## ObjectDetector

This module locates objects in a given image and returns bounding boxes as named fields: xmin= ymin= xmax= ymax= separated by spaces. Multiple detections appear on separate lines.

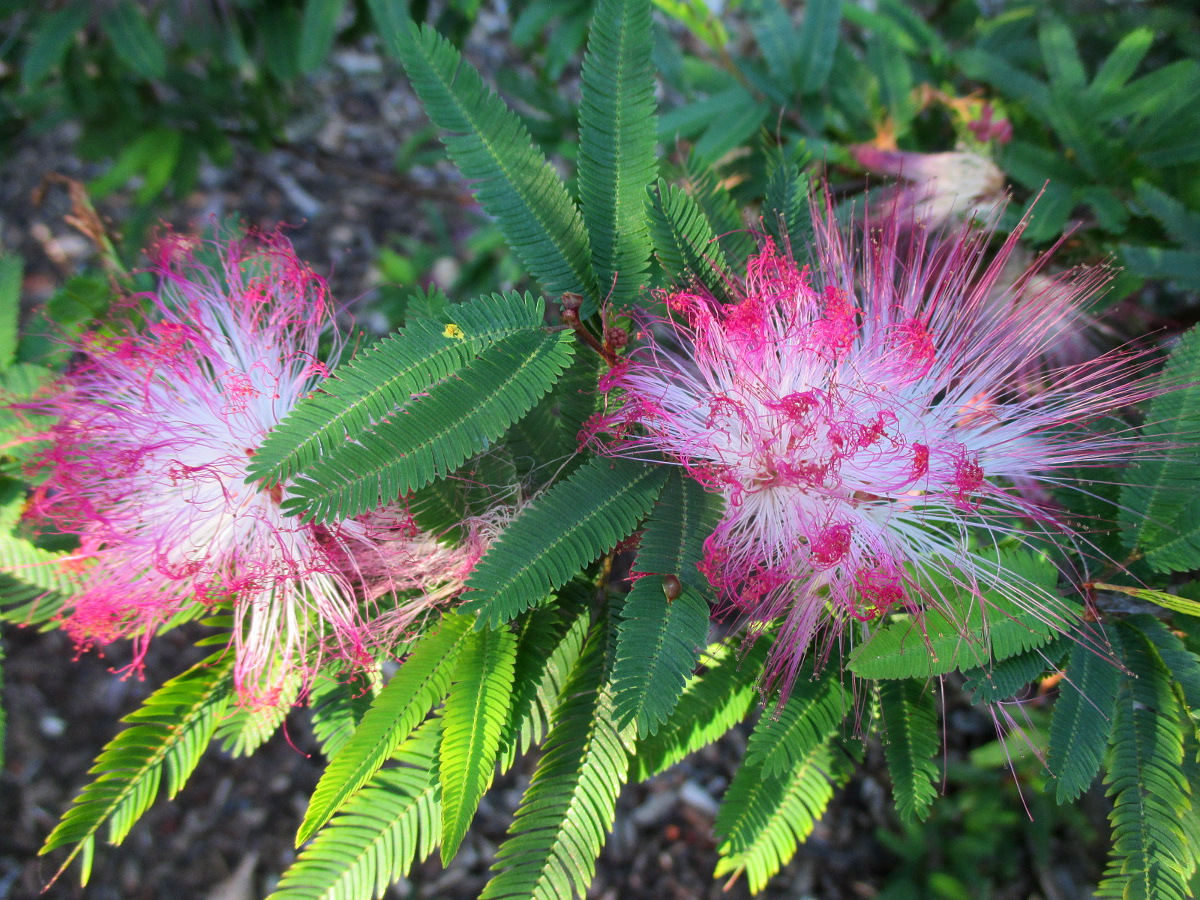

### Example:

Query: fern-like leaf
xmin=41 ymin=652 xmax=234 ymax=883
xmin=878 ymin=679 xmax=940 ymax=822
xmin=0 ymin=480 xmax=75 ymax=624
xmin=463 ymin=456 xmax=667 ymax=627
xmin=439 ymin=624 xmax=518 ymax=861
xmin=297 ymin=614 xmax=471 ymax=845
xmin=1047 ymin=630 xmax=1123 ymax=802
xmin=379 ymin=19 xmax=599 ymax=307
xmin=215 ymin=671 xmax=302 ymax=757
xmin=1096 ymin=622 xmax=1195 ymax=899
xmin=308 ymin=671 xmax=380 ymax=761
xmin=611 ymin=579 xmax=709 ymax=736
xmin=248 ymin=291 xmax=554 ymax=486
xmin=286 ymin=327 xmax=574 ymax=522
xmin=612 ymin=472 xmax=721 ymax=735
xmin=683 ymin=158 xmax=755 ymax=269
xmin=1134 ymin=613 xmax=1200 ymax=743
xmin=848 ymin=550 xmax=1071 ymax=679
xmin=763 ymin=153 xmax=815 ymax=267
xmin=479 ymin=619 xmax=631 ymax=900
xmin=632 ymin=635 xmax=769 ymax=780
xmin=744 ymin=667 xmax=846 ymax=780
xmin=713 ymin=738 xmax=846 ymax=893
xmin=961 ymin=638 xmax=1063 ymax=704
xmin=648 ymin=179 xmax=734 ymax=300
xmin=1120 ymin=324 xmax=1200 ymax=573
xmin=270 ymin=719 xmax=442 ymax=900
xmin=499 ymin=593 xmax=591 ymax=773
xmin=578 ymin=0 xmax=657 ymax=307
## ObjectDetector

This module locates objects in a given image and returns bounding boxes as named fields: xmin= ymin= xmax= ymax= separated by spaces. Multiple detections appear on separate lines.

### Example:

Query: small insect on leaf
xmin=662 ymin=574 xmax=683 ymax=602
xmin=443 ymin=323 xmax=465 ymax=339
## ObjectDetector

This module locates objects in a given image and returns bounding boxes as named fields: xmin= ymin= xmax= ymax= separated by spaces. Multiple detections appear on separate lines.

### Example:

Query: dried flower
xmin=851 ymin=146 xmax=1006 ymax=229
xmin=30 ymin=230 xmax=485 ymax=706
xmin=586 ymin=207 xmax=1160 ymax=692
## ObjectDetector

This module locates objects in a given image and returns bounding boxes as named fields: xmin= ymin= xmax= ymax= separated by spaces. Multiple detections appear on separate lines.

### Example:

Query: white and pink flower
xmin=31 ymin=229 xmax=487 ymax=706
xmin=586 ymin=207 xmax=1160 ymax=692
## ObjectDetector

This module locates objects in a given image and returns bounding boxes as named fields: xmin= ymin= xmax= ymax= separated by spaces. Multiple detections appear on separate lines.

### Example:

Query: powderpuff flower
xmin=851 ymin=146 xmax=1006 ymax=230
xmin=585 ymin=207 xmax=1162 ymax=692
xmin=29 ymin=230 xmax=487 ymax=706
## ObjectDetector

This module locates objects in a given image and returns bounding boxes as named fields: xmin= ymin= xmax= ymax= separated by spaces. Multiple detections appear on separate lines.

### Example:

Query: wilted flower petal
xmin=851 ymin=147 xmax=1007 ymax=229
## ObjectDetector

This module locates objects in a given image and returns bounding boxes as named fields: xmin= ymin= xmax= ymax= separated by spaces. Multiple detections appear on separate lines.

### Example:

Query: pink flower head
xmin=587 ymin=205 xmax=1162 ymax=693
xmin=29 ymin=229 xmax=487 ymax=706
xmin=851 ymin=147 xmax=1006 ymax=230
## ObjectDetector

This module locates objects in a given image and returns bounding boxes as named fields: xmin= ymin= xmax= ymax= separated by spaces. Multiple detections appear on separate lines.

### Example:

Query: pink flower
xmin=29 ymin=229 xmax=486 ymax=706
xmin=851 ymin=146 xmax=1006 ymax=229
xmin=586 ymin=207 xmax=1161 ymax=693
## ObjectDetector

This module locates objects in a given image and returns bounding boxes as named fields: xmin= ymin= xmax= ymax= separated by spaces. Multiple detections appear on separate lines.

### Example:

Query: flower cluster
xmin=587 ymin=207 xmax=1158 ymax=691
xmin=32 ymin=230 xmax=488 ymax=706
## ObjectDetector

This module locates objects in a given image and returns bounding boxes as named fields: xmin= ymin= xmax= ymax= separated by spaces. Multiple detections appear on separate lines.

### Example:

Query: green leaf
xmin=961 ymin=638 xmax=1063 ymax=705
xmin=611 ymin=473 xmax=721 ymax=735
xmin=714 ymin=737 xmax=845 ymax=893
xmin=1097 ymin=623 xmax=1195 ymax=899
xmin=750 ymin=0 xmax=798 ymax=82
xmin=0 ymin=478 xmax=75 ymax=624
xmin=297 ymin=614 xmax=471 ymax=845
xmin=439 ymin=625 xmax=518 ymax=861
xmin=298 ymin=0 xmax=346 ymax=74
xmin=215 ymin=672 xmax=302 ymax=757
xmin=848 ymin=550 xmax=1073 ymax=679
xmin=1132 ymin=180 xmax=1200 ymax=246
xmin=684 ymin=160 xmax=756 ymax=269
xmin=479 ymin=619 xmax=631 ymax=900
xmin=763 ymin=156 xmax=815 ymax=266
xmin=41 ymin=652 xmax=234 ymax=884
xmin=380 ymin=20 xmax=599 ymax=307
xmin=285 ymin=326 xmax=574 ymax=522
xmin=578 ymin=0 xmax=657 ymax=308
xmin=0 ymin=256 xmax=21 ymax=370
xmin=498 ymin=593 xmax=591 ymax=772
xmin=1088 ymin=28 xmax=1154 ymax=100
xmin=691 ymin=99 xmax=770 ymax=165
xmin=1038 ymin=16 xmax=1087 ymax=91
xmin=956 ymin=49 xmax=1054 ymax=123
xmin=796 ymin=0 xmax=843 ymax=94
xmin=1096 ymin=583 xmax=1200 ymax=619
xmin=648 ymin=179 xmax=734 ymax=300
xmin=1135 ymin=614 xmax=1200 ymax=742
xmin=878 ymin=680 xmax=939 ymax=822
xmin=250 ymin=295 xmax=554 ymax=488
xmin=611 ymin=579 xmax=708 ymax=737
xmin=632 ymin=635 xmax=769 ymax=780
xmin=22 ymin=4 xmax=90 ymax=86
xmin=463 ymin=456 xmax=667 ymax=627
xmin=1120 ymin=246 xmax=1200 ymax=289
xmin=744 ymin=667 xmax=846 ymax=779
xmin=867 ymin=30 xmax=913 ymax=125
xmin=270 ymin=720 xmax=441 ymax=900
xmin=101 ymin=2 xmax=167 ymax=81
xmin=308 ymin=671 xmax=380 ymax=760
xmin=1121 ymin=325 xmax=1200 ymax=572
